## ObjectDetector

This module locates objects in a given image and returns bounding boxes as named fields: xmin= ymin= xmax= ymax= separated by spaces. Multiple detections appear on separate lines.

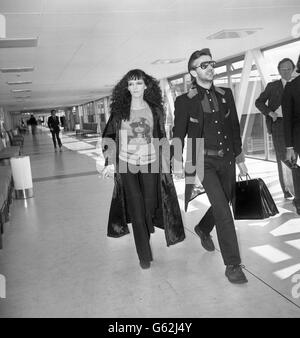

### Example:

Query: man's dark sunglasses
xmin=194 ymin=61 xmax=216 ymax=70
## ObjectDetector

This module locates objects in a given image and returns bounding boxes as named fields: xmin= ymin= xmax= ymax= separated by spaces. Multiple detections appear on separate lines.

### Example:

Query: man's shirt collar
xmin=195 ymin=82 xmax=214 ymax=98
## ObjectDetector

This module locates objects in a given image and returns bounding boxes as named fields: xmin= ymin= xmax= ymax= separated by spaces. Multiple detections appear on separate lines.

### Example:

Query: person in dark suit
xmin=28 ymin=114 xmax=38 ymax=135
xmin=282 ymin=54 xmax=300 ymax=214
xmin=255 ymin=58 xmax=295 ymax=199
xmin=48 ymin=109 xmax=62 ymax=151
xmin=172 ymin=48 xmax=248 ymax=284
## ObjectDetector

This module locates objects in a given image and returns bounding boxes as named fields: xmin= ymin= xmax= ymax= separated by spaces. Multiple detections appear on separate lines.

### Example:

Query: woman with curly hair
xmin=102 ymin=69 xmax=185 ymax=269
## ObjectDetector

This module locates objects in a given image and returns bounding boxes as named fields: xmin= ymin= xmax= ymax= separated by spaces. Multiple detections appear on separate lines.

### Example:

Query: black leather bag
xmin=233 ymin=174 xmax=279 ymax=220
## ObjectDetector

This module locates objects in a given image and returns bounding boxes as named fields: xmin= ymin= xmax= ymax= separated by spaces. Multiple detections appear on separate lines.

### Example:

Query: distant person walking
xmin=19 ymin=118 xmax=27 ymax=134
xmin=48 ymin=109 xmax=62 ymax=151
xmin=28 ymin=114 xmax=38 ymax=135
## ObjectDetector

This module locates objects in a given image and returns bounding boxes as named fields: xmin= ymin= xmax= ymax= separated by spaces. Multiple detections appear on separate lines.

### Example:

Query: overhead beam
xmin=241 ymin=80 xmax=258 ymax=145
xmin=0 ymin=13 xmax=5 ymax=38
xmin=251 ymin=48 xmax=272 ymax=87
xmin=236 ymin=50 xmax=253 ymax=120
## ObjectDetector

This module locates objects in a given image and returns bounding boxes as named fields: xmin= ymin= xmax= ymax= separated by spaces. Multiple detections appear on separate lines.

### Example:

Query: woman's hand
xmin=237 ymin=162 xmax=248 ymax=176
xmin=101 ymin=165 xmax=114 ymax=179
xmin=286 ymin=148 xmax=297 ymax=164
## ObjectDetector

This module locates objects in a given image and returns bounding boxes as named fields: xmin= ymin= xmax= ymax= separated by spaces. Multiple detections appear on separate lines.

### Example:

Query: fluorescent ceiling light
xmin=152 ymin=58 xmax=185 ymax=65
xmin=7 ymin=81 xmax=32 ymax=85
xmin=0 ymin=67 xmax=34 ymax=73
xmin=11 ymin=89 xmax=31 ymax=93
xmin=0 ymin=38 xmax=38 ymax=48
xmin=207 ymin=28 xmax=262 ymax=40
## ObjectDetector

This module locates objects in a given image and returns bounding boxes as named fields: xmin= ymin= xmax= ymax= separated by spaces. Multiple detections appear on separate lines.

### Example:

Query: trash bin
xmin=10 ymin=156 xmax=34 ymax=199
xmin=75 ymin=123 xmax=81 ymax=135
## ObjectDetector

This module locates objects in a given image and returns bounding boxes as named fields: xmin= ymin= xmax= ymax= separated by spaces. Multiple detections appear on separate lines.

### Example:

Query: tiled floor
xmin=0 ymin=127 xmax=300 ymax=317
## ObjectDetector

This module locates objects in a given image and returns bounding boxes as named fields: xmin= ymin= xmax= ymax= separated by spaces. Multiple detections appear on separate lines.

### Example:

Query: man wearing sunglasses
xmin=172 ymin=48 xmax=248 ymax=284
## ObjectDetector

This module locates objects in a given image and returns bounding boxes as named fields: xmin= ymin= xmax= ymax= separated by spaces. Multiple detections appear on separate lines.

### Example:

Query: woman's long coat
xmin=102 ymin=103 xmax=185 ymax=246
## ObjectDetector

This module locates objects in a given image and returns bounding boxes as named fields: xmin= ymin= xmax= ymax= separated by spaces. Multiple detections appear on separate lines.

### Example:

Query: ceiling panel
xmin=5 ymin=14 xmax=42 ymax=37
xmin=223 ymin=0 xmax=300 ymax=9
xmin=39 ymin=13 xmax=101 ymax=28
xmin=37 ymin=27 xmax=95 ymax=45
xmin=0 ymin=0 xmax=299 ymax=111
xmin=0 ymin=48 xmax=36 ymax=65
xmin=0 ymin=0 xmax=43 ymax=13
xmin=44 ymin=0 xmax=177 ymax=13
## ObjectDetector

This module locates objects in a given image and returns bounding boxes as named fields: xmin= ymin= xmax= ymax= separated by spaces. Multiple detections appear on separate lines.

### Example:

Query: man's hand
xmin=269 ymin=111 xmax=278 ymax=122
xmin=286 ymin=148 xmax=297 ymax=164
xmin=171 ymin=159 xmax=184 ymax=179
xmin=101 ymin=165 xmax=114 ymax=179
xmin=237 ymin=162 xmax=248 ymax=176
xmin=174 ymin=171 xmax=185 ymax=180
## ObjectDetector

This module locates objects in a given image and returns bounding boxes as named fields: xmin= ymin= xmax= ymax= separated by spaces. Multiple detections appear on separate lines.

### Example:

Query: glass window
xmin=263 ymin=40 xmax=300 ymax=80
xmin=214 ymin=65 xmax=226 ymax=75
xmin=231 ymin=60 xmax=244 ymax=70
xmin=238 ymin=80 xmax=266 ymax=159
xmin=214 ymin=77 xmax=229 ymax=87
xmin=168 ymin=74 xmax=189 ymax=99
xmin=163 ymin=38 xmax=299 ymax=161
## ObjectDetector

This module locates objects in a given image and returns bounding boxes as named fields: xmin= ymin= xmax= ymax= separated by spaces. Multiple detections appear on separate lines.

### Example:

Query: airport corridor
xmin=0 ymin=128 xmax=300 ymax=317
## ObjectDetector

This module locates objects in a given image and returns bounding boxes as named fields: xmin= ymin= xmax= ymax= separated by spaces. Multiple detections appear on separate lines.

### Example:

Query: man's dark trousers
xmin=197 ymin=155 xmax=241 ymax=266
xmin=51 ymin=130 xmax=62 ymax=148
xmin=271 ymin=118 xmax=287 ymax=194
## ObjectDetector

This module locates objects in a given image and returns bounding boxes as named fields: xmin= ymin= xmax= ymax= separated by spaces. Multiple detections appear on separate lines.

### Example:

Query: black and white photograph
xmin=0 ymin=0 xmax=300 ymax=321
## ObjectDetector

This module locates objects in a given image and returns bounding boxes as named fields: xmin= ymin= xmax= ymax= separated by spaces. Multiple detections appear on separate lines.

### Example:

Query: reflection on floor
xmin=0 ymin=127 xmax=300 ymax=318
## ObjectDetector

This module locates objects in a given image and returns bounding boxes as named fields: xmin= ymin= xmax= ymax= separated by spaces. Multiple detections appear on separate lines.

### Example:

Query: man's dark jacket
xmin=102 ymin=103 xmax=185 ymax=246
xmin=47 ymin=115 xmax=60 ymax=132
xmin=282 ymin=75 xmax=300 ymax=153
xmin=172 ymin=85 xmax=244 ymax=211
xmin=255 ymin=79 xmax=284 ymax=134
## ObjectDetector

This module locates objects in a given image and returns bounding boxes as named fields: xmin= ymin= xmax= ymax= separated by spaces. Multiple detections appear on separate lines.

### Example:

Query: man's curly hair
xmin=110 ymin=69 xmax=163 ymax=120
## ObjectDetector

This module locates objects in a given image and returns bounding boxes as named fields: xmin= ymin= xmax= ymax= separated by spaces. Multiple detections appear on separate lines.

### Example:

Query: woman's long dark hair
xmin=110 ymin=69 xmax=164 ymax=120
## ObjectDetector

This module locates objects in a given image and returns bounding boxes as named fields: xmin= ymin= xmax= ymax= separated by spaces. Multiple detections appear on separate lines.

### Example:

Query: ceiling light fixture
xmin=0 ymin=37 xmax=38 ymax=48
xmin=1 ymin=67 xmax=34 ymax=73
xmin=207 ymin=28 xmax=262 ymax=40
xmin=152 ymin=58 xmax=185 ymax=65
xmin=7 ymin=81 xmax=32 ymax=85
xmin=11 ymin=89 xmax=31 ymax=93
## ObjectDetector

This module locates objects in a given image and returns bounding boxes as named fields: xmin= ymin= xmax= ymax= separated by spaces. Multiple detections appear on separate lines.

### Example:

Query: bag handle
xmin=238 ymin=173 xmax=251 ymax=182
xmin=283 ymin=159 xmax=298 ymax=169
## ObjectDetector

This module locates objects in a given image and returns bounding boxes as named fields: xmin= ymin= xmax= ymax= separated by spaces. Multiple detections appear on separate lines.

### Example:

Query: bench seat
xmin=6 ymin=130 xmax=24 ymax=146
xmin=0 ymin=165 xmax=13 ymax=249
xmin=0 ymin=146 xmax=21 ymax=160
xmin=76 ymin=122 xmax=100 ymax=137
